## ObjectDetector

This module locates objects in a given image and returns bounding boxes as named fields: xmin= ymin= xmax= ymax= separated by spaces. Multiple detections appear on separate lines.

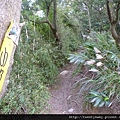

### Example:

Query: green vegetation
xmin=0 ymin=0 xmax=80 ymax=114
xmin=87 ymin=91 xmax=111 ymax=107
xmin=68 ymin=32 xmax=120 ymax=108
xmin=1 ymin=0 xmax=120 ymax=113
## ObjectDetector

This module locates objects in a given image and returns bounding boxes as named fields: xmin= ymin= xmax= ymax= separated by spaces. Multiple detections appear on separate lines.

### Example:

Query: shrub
xmin=0 ymin=38 xmax=58 ymax=113
xmin=68 ymin=31 xmax=120 ymax=108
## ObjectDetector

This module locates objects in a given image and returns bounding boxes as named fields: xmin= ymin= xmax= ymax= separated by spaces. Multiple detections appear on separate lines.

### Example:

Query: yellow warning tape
xmin=0 ymin=20 xmax=15 ymax=92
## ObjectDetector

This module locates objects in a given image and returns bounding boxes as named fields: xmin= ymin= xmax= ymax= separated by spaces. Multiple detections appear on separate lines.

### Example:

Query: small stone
xmin=60 ymin=70 xmax=69 ymax=75
xmin=84 ymin=59 xmax=95 ymax=65
xmin=116 ymin=67 xmax=120 ymax=71
xmin=94 ymin=47 xmax=101 ymax=53
xmin=117 ymin=71 xmax=120 ymax=75
xmin=89 ymin=68 xmax=99 ymax=72
xmin=63 ymin=111 xmax=66 ymax=113
xmin=96 ymin=54 xmax=103 ymax=60
xmin=96 ymin=62 xmax=103 ymax=67
xmin=68 ymin=108 xmax=74 ymax=113
xmin=67 ymin=95 xmax=72 ymax=100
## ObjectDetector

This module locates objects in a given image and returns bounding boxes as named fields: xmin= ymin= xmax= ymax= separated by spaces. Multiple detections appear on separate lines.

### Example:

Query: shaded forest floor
xmin=42 ymin=62 xmax=120 ymax=114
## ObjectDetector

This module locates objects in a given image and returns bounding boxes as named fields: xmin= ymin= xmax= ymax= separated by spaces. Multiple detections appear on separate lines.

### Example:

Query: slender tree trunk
xmin=84 ymin=1 xmax=92 ymax=33
xmin=53 ymin=0 xmax=57 ymax=31
xmin=110 ymin=23 xmax=120 ymax=48
xmin=44 ymin=0 xmax=60 ymax=42
xmin=106 ymin=0 xmax=120 ymax=48
xmin=52 ymin=0 xmax=60 ymax=44
xmin=86 ymin=5 xmax=92 ymax=33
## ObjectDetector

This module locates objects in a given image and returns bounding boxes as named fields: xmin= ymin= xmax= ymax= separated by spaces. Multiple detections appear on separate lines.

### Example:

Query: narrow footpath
xmin=43 ymin=63 xmax=119 ymax=114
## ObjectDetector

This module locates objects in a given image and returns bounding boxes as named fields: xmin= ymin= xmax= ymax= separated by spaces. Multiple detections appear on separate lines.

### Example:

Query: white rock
xmin=63 ymin=111 xmax=66 ymax=113
xmin=96 ymin=54 xmax=103 ymax=60
xmin=60 ymin=70 xmax=69 ymax=75
xmin=68 ymin=108 xmax=74 ymax=113
xmin=89 ymin=68 xmax=99 ymax=72
xmin=94 ymin=47 xmax=101 ymax=53
xmin=117 ymin=71 xmax=120 ymax=75
xmin=84 ymin=59 xmax=95 ymax=65
xmin=96 ymin=62 xmax=103 ymax=67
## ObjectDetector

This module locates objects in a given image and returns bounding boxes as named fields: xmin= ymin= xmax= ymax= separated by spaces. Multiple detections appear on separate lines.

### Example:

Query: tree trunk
xmin=86 ymin=4 xmax=91 ymax=33
xmin=110 ymin=23 xmax=120 ymax=48
xmin=84 ymin=1 xmax=92 ymax=33
xmin=106 ymin=0 xmax=120 ymax=49
xmin=0 ymin=0 xmax=22 ymax=98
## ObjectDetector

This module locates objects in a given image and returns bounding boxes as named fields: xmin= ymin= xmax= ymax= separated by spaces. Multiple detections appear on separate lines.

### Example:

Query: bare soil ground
xmin=43 ymin=63 xmax=120 ymax=114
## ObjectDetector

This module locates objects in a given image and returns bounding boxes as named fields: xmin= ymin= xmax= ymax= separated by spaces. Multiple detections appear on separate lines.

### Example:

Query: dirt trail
xmin=43 ymin=63 xmax=119 ymax=114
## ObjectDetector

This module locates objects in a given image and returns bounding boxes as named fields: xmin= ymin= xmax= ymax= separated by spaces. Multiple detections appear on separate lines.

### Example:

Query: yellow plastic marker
xmin=0 ymin=20 xmax=15 ymax=92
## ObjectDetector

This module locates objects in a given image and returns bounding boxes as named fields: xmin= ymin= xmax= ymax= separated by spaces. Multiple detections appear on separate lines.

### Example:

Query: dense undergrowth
xmin=68 ymin=31 xmax=120 ymax=108
xmin=0 ymin=19 xmax=80 ymax=113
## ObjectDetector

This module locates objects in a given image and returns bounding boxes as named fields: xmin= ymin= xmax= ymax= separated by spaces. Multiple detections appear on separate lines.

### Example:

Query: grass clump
xmin=68 ymin=31 xmax=120 ymax=108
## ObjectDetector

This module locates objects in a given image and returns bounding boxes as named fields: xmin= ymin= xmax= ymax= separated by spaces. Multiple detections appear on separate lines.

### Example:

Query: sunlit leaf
xmin=90 ymin=97 xmax=99 ymax=103
xmin=104 ymin=97 xmax=109 ymax=101
xmin=100 ymin=92 xmax=107 ymax=98
xmin=94 ymin=98 xmax=102 ymax=107
xmin=89 ymin=91 xmax=99 ymax=96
